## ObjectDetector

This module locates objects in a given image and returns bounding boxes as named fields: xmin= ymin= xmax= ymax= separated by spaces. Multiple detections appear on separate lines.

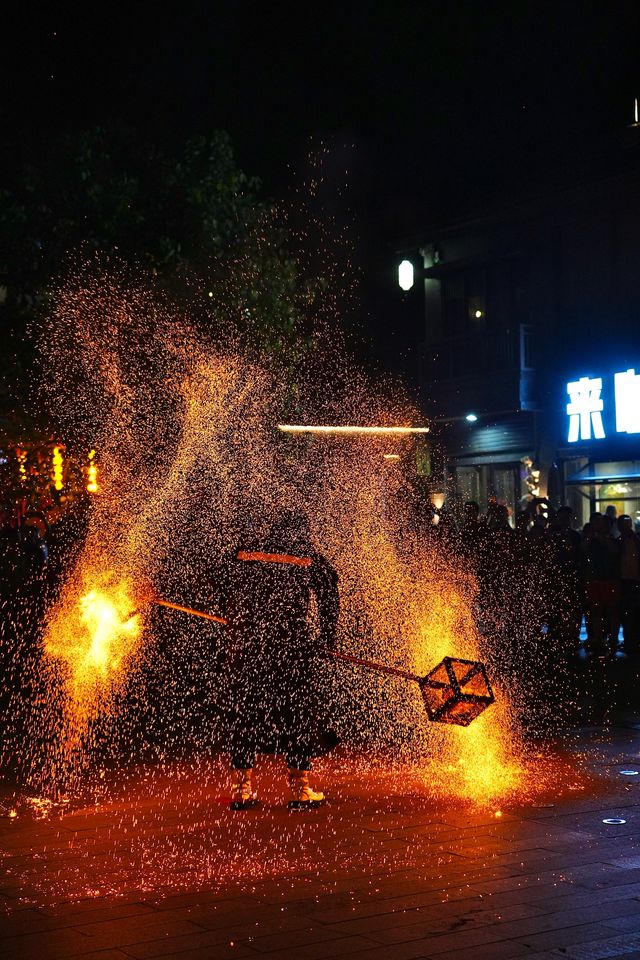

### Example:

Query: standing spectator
xmin=459 ymin=500 xmax=486 ymax=565
xmin=619 ymin=514 xmax=640 ymax=658
xmin=548 ymin=506 xmax=583 ymax=651
xmin=605 ymin=504 xmax=621 ymax=539
xmin=583 ymin=513 xmax=622 ymax=657
xmin=476 ymin=502 xmax=519 ymax=669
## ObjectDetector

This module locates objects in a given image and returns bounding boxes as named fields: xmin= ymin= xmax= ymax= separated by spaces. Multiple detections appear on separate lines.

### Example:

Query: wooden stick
xmin=153 ymin=598 xmax=227 ymax=625
xmin=326 ymin=649 xmax=419 ymax=683
xmin=151 ymin=597 xmax=420 ymax=683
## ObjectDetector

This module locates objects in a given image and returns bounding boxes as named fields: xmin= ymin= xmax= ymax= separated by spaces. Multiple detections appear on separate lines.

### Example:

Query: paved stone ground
xmin=3 ymin=723 xmax=640 ymax=960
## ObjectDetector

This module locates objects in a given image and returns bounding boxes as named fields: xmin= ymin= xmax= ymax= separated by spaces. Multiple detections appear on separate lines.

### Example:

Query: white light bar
xmin=277 ymin=424 xmax=430 ymax=435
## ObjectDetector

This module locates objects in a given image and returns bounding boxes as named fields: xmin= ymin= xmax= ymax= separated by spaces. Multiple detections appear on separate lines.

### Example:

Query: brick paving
xmin=2 ymin=724 xmax=640 ymax=959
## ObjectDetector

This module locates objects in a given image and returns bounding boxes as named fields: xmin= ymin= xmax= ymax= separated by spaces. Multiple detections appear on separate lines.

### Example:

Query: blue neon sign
xmin=566 ymin=368 xmax=640 ymax=442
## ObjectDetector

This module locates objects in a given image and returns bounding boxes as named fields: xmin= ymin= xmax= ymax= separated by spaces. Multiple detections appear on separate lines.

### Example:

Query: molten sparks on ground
xmin=410 ymin=564 xmax=526 ymax=805
xmin=437 ymin=706 xmax=525 ymax=804
xmin=44 ymin=574 xmax=142 ymax=721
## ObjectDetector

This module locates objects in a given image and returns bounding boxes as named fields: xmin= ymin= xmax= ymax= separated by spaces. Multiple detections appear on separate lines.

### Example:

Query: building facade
xmin=397 ymin=136 xmax=640 ymax=526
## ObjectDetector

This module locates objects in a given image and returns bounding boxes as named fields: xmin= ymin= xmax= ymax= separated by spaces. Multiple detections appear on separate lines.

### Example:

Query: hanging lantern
xmin=16 ymin=448 xmax=27 ymax=484
xmin=52 ymin=446 xmax=64 ymax=491
xmin=86 ymin=450 xmax=98 ymax=494
xmin=398 ymin=259 xmax=414 ymax=291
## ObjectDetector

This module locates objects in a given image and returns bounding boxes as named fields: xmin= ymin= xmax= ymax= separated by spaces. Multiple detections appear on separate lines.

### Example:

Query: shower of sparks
xmin=28 ymin=269 xmax=539 ymax=799
xmin=0 ymin=257 xmax=580 ymax=902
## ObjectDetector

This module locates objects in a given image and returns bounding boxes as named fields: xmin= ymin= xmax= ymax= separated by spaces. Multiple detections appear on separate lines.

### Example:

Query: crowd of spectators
xmin=3 ymin=479 xmax=640 ymax=673
xmin=437 ymin=497 xmax=640 ymax=662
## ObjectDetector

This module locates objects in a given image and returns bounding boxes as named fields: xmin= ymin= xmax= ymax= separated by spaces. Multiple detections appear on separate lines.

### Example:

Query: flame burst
xmin=44 ymin=573 xmax=142 ymax=727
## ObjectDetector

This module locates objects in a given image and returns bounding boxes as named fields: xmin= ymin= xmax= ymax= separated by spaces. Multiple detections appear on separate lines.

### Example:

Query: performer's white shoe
xmin=230 ymin=768 xmax=259 ymax=810
xmin=288 ymin=768 xmax=325 ymax=809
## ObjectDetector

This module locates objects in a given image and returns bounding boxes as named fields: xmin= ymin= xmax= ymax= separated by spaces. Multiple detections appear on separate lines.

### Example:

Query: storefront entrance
xmin=565 ymin=460 xmax=640 ymax=528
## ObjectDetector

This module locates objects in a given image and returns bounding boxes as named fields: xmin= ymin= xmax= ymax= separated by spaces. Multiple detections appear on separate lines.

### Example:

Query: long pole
xmin=153 ymin=598 xmax=228 ymax=625
xmin=327 ymin=649 xmax=419 ymax=682
xmin=151 ymin=598 xmax=419 ymax=683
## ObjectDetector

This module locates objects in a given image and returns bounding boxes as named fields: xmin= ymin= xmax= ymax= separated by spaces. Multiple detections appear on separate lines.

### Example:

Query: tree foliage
xmin=0 ymin=124 xmax=317 ymax=430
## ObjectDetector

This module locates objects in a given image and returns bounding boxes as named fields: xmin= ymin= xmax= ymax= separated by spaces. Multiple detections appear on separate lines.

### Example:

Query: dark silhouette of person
xmin=459 ymin=500 xmax=487 ymax=565
xmin=548 ymin=506 xmax=583 ymax=651
xmin=619 ymin=514 xmax=640 ymax=658
xmin=583 ymin=513 xmax=622 ymax=657
xmin=223 ymin=508 xmax=339 ymax=810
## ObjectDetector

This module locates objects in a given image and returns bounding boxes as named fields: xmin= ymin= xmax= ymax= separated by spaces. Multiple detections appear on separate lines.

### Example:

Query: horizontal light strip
xmin=277 ymin=424 xmax=430 ymax=435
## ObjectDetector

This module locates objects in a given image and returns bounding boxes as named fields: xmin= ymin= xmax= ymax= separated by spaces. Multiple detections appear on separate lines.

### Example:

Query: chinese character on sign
xmin=566 ymin=377 xmax=605 ymax=442
xmin=614 ymin=369 xmax=640 ymax=434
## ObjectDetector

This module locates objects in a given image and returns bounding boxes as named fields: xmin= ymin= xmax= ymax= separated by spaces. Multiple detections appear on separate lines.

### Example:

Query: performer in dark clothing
xmin=223 ymin=509 xmax=339 ymax=810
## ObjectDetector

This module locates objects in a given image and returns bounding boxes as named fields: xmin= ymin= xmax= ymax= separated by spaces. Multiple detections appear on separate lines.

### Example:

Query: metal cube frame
xmin=420 ymin=656 xmax=495 ymax=727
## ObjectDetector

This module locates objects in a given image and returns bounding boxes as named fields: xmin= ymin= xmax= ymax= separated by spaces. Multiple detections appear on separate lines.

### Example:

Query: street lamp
xmin=398 ymin=260 xmax=414 ymax=291
xmin=432 ymin=413 xmax=479 ymax=424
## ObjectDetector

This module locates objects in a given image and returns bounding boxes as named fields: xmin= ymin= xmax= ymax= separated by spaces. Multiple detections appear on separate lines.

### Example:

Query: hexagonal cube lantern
xmin=420 ymin=656 xmax=495 ymax=726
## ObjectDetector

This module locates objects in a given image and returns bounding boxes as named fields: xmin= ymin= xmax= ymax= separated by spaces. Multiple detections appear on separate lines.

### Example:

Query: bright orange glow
xmin=77 ymin=589 xmax=138 ymax=674
xmin=383 ymin=453 xmax=401 ymax=460
xmin=337 ymin=502 xmax=529 ymax=806
xmin=277 ymin=424 xmax=430 ymax=435
xmin=44 ymin=574 xmax=141 ymax=722
xmin=86 ymin=449 xmax=98 ymax=493
xmin=411 ymin=575 xmax=526 ymax=805
xmin=52 ymin=445 xmax=64 ymax=491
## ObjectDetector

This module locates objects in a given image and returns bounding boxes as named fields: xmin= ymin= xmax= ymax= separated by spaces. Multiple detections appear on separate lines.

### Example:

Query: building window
xmin=456 ymin=466 xmax=483 ymax=504
xmin=441 ymin=269 xmax=488 ymax=338
xmin=467 ymin=268 xmax=486 ymax=327
xmin=440 ymin=260 xmax=527 ymax=341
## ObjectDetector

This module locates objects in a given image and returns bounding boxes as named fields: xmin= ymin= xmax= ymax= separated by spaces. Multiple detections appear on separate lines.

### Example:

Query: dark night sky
xmin=3 ymin=1 xmax=640 ymax=363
